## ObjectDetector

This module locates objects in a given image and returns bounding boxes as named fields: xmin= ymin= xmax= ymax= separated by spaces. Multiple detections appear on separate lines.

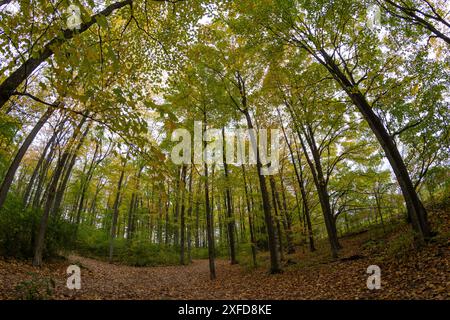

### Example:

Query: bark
xmin=270 ymin=177 xmax=284 ymax=261
xmin=242 ymin=165 xmax=257 ymax=267
xmin=126 ymin=166 xmax=143 ymax=241
xmin=278 ymin=108 xmax=315 ymax=251
xmin=23 ymin=126 xmax=58 ymax=206
xmin=243 ymin=109 xmax=281 ymax=273
xmin=173 ymin=167 xmax=181 ymax=246
xmin=179 ymin=164 xmax=187 ymax=265
xmin=318 ymin=49 xmax=431 ymax=241
xmin=109 ymin=155 xmax=127 ymax=263
xmin=53 ymin=121 xmax=91 ymax=216
xmin=203 ymin=113 xmax=216 ymax=280
xmin=278 ymin=172 xmax=295 ymax=254
xmin=74 ymin=142 xmax=100 ymax=228
xmin=222 ymin=128 xmax=238 ymax=264
xmin=284 ymin=101 xmax=339 ymax=257
xmin=0 ymin=106 xmax=55 ymax=209
xmin=186 ymin=166 xmax=194 ymax=263
xmin=32 ymin=135 xmax=58 ymax=208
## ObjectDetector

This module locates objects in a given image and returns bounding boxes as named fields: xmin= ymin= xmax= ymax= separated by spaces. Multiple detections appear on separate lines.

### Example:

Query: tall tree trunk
xmin=173 ymin=167 xmax=181 ymax=246
xmin=109 ymin=155 xmax=127 ymax=263
xmin=187 ymin=166 xmax=194 ymax=263
xmin=242 ymin=165 xmax=257 ymax=267
xmin=53 ymin=121 xmax=91 ymax=217
xmin=75 ymin=141 xmax=100 ymax=229
xmin=278 ymin=108 xmax=315 ymax=251
xmin=203 ymin=112 xmax=216 ymax=280
xmin=32 ymin=115 xmax=86 ymax=266
xmin=242 ymin=109 xmax=281 ymax=273
xmin=270 ymin=177 xmax=284 ymax=261
xmin=318 ymin=49 xmax=431 ymax=242
xmin=0 ymin=106 xmax=55 ymax=209
xmin=285 ymin=102 xmax=339 ymax=257
xmin=23 ymin=126 xmax=59 ymax=206
xmin=278 ymin=172 xmax=295 ymax=254
xmin=222 ymin=128 xmax=238 ymax=264
xmin=179 ymin=164 xmax=187 ymax=265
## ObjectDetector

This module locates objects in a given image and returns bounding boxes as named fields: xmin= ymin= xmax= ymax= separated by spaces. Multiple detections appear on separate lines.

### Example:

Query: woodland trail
xmin=1 ymin=208 xmax=449 ymax=300
xmin=1 ymin=232 xmax=448 ymax=300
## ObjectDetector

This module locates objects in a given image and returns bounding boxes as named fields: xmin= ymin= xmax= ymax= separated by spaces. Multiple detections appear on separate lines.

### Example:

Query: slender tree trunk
xmin=0 ymin=106 xmax=55 ymax=209
xmin=53 ymin=121 xmax=91 ymax=217
xmin=75 ymin=141 xmax=99 ymax=228
xmin=32 ymin=115 xmax=87 ymax=266
xmin=242 ymin=165 xmax=257 ymax=267
xmin=278 ymin=108 xmax=315 ymax=251
xmin=187 ymin=166 xmax=194 ymax=263
xmin=203 ymin=113 xmax=216 ymax=280
xmin=242 ymin=109 xmax=281 ymax=273
xmin=179 ymin=165 xmax=187 ymax=265
xmin=222 ymin=128 xmax=238 ymax=264
xmin=109 ymin=155 xmax=127 ymax=263
xmin=23 ymin=127 xmax=58 ymax=206
xmin=285 ymin=103 xmax=339 ymax=258
xmin=173 ymin=167 xmax=181 ymax=246
xmin=270 ymin=177 xmax=284 ymax=261
xmin=319 ymin=49 xmax=431 ymax=242
xmin=278 ymin=173 xmax=295 ymax=254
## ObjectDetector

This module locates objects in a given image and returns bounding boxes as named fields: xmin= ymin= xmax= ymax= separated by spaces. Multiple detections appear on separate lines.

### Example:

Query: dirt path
xmin=1 ymin=209 xmax=449 ymax=300
xmin=1 ymin=243 xmax=448 ymax=300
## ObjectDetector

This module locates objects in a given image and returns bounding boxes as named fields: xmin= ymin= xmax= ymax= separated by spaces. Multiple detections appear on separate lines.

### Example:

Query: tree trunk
xmin=0 ymin=106 xmax=55 ymax=209
xmin=109 ymin=155 xmax=127 ymax=263
xmin=179 ymin=165 xmax=187 ymax=265
xmin=222 ymin=128 xmax=238 ymax=264
xmin=23 ymin=126 xmax=59 ymax=206
xmin=319 ymin=49 xmax=431 ymax=242
xmin=242 ymin=109 xmax=281 ymax=273
xmin=53 ymin=121 xmax=91 ymax=216
xmin=242 ymin=165 xmax=257 ymax=267
xmin=187 ymin=166 xmax=194 ymax=263
xmin=203 ymin=112 xmax=216 ymax=280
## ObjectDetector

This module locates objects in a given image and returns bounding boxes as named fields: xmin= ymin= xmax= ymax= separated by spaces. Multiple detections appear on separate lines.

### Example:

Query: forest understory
xmin=1 ymin=203 xmax=448 ymax=300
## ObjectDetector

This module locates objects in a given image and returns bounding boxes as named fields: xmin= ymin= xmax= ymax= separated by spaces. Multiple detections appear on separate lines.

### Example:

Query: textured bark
xmin=242 ymin=109 xmax=281 ymax=273
xmin=242 ymin=165 xmax=257 ymax=267
xmin=270 ymin=178 xmax=284 ymax=261
xmin=109 ymin=157 xmax=127 ymax=263
xmin=32 ymin=116 xmax=87 ymax=266
xmin=278 ymin=109 xmax=315 ymax=251
xmin=318 ymin=49 xmax=431 ymax=241
xmin=0 ymin=106 xmax=55 ymax=209
xmin=179 ymin=164 xmax=187 ymax=265
xmin=203 ymin=114 xmax=216 ymax=280
xmin=23 ymin=125 xmax=59 ymax=206
xmin=53 ymin=121 xmax=91 ymax=216
xmin=222 ymin=128 xmax=238 ymax=264
xmin=186 ymin=166 xmax=194 ymax=263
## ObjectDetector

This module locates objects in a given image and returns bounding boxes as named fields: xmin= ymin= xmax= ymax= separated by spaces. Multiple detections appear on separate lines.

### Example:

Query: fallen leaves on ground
xmin=0 ymin=208 xmax=448 ymax=300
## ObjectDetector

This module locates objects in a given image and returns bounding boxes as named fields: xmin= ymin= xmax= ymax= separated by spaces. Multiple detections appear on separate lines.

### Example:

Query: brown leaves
xmin=1 ymin=208 xmax=449 ymax=300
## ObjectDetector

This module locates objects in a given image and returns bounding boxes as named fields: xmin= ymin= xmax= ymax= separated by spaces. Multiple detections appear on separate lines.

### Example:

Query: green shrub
xmin=0 ymin=195 xmax=76 ymax=259
xmin=386 ymin=229 xmax=416 ymax=258
xmin=14 ymin=272 xmax=55 ymax=300
xmin=76 ymin=226 xmax=180 ymax=266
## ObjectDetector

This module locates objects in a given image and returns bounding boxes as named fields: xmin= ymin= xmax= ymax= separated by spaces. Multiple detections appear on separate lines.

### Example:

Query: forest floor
xmin=1 ymin=205 xmax=449 ymax=300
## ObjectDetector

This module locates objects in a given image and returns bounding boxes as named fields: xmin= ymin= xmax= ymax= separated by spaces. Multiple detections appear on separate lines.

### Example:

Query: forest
xmin=0 ymin=0 xmax=449 ymax=301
